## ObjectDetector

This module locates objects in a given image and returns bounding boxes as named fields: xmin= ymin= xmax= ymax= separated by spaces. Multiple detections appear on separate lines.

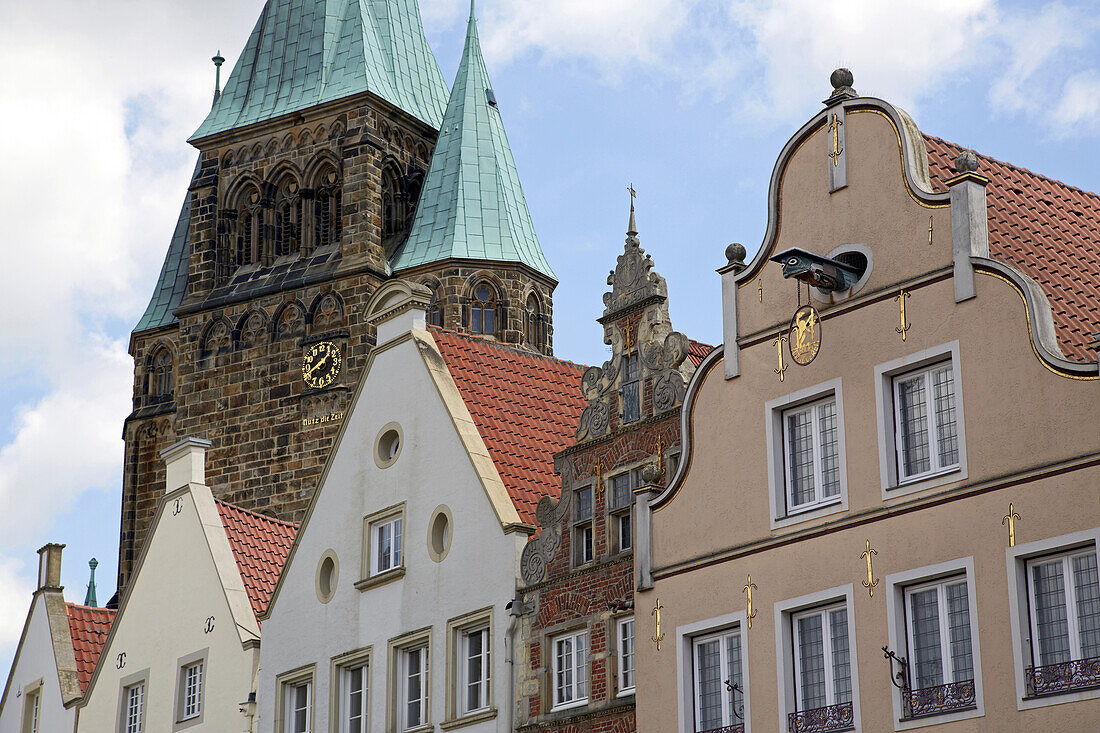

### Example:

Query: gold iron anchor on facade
xmin=773 ymin=333 xmax=788 ymax=382
xmin=895 ymin=289 xmax=911 ymax=342
xmin=861 ymin=540 xmax=879 ymax=597
xmin=743 ymin=575 xmax=758 ymax=629
xmin=828 ymin=113 xmax=844 ymax=167
xmin=651 ymin=598 xmax=665 ymax=651
xmin=1003 ymin=503 xmax=1021 ymax=547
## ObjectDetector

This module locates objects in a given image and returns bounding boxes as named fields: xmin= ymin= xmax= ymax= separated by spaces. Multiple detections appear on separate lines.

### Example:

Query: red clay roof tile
xmin=430 ymin=329 xmax=588 ymax=525
xmin=65 ymin=604 xmax=115 ymax=693
xmin=215 ymin=501 xmax=297 ymax=622
xmin=688 ymin=340 xmax=714 ymax=368
xmin=924 ymin=134 xmax=1100 ymax=362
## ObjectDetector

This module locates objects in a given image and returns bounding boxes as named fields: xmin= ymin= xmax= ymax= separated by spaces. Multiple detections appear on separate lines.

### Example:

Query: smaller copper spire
xmin=627 ymin=184 xmax=638 ymax=237
xmin=84 ymin=558 xmax=99 ymax=607
xmin=212 ymin=51 xmax=225 ymax=104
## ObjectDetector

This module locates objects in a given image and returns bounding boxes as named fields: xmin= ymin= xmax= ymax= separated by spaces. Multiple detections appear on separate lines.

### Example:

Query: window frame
xmin=1007 ymin=529 xmax=1100 ymax=710
xmin=445 ymin=607 xmax=496 ymax=725
xmin=360 ymin=503 xmax=406 ymax=589
xmin=387 ymin=627 xmax=432 ymax=733
xmin=1025 ymin=549 xmax=1099 ymax=667
xmin=20 ymin=679 xmax=42 ymax=733
xmin=616 ymin=616 xmax=636 ymax=697
xmin=115 ymin=669 xmax=149 ymax=733
xmin=551 ymin=628 xmax=589 ymax=712
xmin=468 ymin=281 xmax=498 ymax=337
xmin=885 ymin=557 xmax=984 ymax=730
xmin=275 ymin=664 xmax=315 ymax=733
xmin=765 ymin=379 xmax=848 ymax=529
xmin=620 ymin=352 xmax=641 ymax=424
xmin=572 ymin=485 xmax=595 ymax=567
xmin=173 ymin=648 xmax=208 ymax=728
xmin=329 ymin=647 xmax=371 ymax=733
xmin=675 ymin=611 xmax=751 ymax=733
xmin=874 ymin=342 xmax=967 ymax=499
xmin=608 ymin=468 xmax=642 ymax=555
xmin=781 ymin=396 xmax=843 ymax=515
xmin=791 ymin=604 xmax=851 ymax=713
xmin=891 ymin=362 xmax=961 ymax=484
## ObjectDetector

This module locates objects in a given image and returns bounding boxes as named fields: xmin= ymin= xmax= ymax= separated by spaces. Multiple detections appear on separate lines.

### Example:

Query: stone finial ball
xmin=725 ymin=242 xmax=746 ymax=265
xmin=641 ymin=462 xmax=662 ymax=484
xmin=955 ymin=149 xmax=980 ymax=174
xmin=831 ymin=68 xmax=854 ymax=90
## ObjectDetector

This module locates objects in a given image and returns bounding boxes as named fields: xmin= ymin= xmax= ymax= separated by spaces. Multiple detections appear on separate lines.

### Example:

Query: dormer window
xmin=469 ymin=283 xmax=497 ymax=336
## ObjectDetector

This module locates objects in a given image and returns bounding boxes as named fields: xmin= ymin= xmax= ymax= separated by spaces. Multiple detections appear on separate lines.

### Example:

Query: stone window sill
xmin=440 ymin=708 xmax=497 ymax=730
xmin=354 ymin=567 xmax=405 ymax=591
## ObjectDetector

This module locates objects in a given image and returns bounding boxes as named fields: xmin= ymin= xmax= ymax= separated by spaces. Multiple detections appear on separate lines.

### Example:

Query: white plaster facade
xmin=257 ymin=282 xmax=536 ymax=733
xmin=75 ymin=444 xmax=267 ymax=733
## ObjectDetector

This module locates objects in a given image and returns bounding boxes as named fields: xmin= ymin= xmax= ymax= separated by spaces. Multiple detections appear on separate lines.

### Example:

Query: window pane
xmin=909 ymin=588 xmax=944 ymax=689
xmin=696 ymin=639 xmax=723 ymax=730
xmin=897 ymin=374 xmax=931 ymax=477
xmin=575 ymin=634 xmax=588 ymax=698
xmin=1032 ymin=560 xmax=1072 ymax=665
xmin=945 ymin=582 xmax=974 ymax=682
xmin=622 ymin=381 xmax=640 ymax=424
xmin=931 ymin=366 xmax=959 ymax=468
xmin=726 ymin=632 xmax=742 ymax=714
xmin=483 ymin=308 xmax=494 ymax=334
xmin=619 ymin=514 xmax=632 ymax=551
xmin=818 ymin=401 xmax=840 ymax=497
xmin=576 ymin=488 xmax=592 ymax=520
xmin=612 ymin=475 xmax=632 ymax=508
xmin=406 ymin=649 xmax=422 ymax=726
xmin=1073 ymin=552 xmax=1100 ymax=659
xmin=620 ymin=620 xmax=635 ymax=690
xmin=471 ymin=308 xmax=482 ymax=334
xmin=466 ymin=630 xmax=484 ymax=712
xmin=797 ymin=614 xmax=826 ymax=710
xmin=378 ymin=524 xmax=391 ymax=572
xmin=393 ymin=519 xmax=402 ymax=565
xmin=829 ymin=609 xmax=852 ymax=704
xmin=348 ymin=666 xmax=364 ymax=732
xmin=787 ymin=410 xmax=816 ymax=507
xmin=557 ymin=637 xmax=573 ymax=702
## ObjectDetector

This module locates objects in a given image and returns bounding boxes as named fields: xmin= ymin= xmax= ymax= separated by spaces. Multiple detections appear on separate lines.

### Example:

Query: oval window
xmin=316 ymin=551 xmax=338 ymax=603
xmin=374 ymin=423 xmax=403 ymax=468
xmin=427 ymin=505 xmax=453 ymax=562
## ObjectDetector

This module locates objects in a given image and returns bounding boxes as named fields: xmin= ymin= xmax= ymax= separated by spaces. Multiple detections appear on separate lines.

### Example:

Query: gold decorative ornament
xmin=773 ymin=334 xmax=788 ymax=382
xmin=788 ymin=305 xmax=822 ymax=366
xmin=928 ymin=216 xmax=933 ymax=247
xmin=1003 ymin=503 xmax=1021 ymax=547
xmin=655 ymin=435 xmax=666 ymax=477
xmin=622 ymin=321 xmax=637 ymax=351
xmin=828 ymin=113 xmax=844 ymax=167
xmin=861 ymin=540 xmax=879 ymax=597
xmin=302 ymin=341 xmax=342 ymax=389
xmin=593 ymin=458 xmax=606 ymax=505
xmin=758 ymin=278 xmax=763 ymax=303
xmin=743 ymin=575 xmax=758 ymax=629
xmin=894 ymin=289 xmax=911 ymax=342
xmin=651 ymin=598 xmax=665 ymax=651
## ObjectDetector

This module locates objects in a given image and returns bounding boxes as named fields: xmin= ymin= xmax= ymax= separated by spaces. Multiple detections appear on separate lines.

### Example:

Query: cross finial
xmin=627 ymin=184 xmax=638 ymax=238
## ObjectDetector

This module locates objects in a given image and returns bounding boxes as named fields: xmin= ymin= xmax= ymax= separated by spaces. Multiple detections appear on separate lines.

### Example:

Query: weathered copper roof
xmin=65 ymin=604 xmax=115 ymax=693
xmin=216 ymin=501 xmax=298 ymax=621
xmin=924 ymin=135 xmax=1100 ymax=362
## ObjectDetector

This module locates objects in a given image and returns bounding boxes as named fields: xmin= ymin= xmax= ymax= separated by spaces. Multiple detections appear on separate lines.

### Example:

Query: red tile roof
xmin=688 ymin=340 xmax=714 ymax=368
xmin=430 ymin=328 xmax=588 ymax=525
xmin=65 ymin=604 xmax=114 ymax=693
xmin=924 ymin=135 xmax=1100 ymax=362
xmin=216 ymin=501 xmax=298 ymax=621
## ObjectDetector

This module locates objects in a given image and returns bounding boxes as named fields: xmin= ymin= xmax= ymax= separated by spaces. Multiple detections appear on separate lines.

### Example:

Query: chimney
xmin=37 ymin=543 xmax=65 ymax=591
xmin=945 ymin=149 xmax=990 ymax=303
xmin=365 ymin=281 xmax=432 ymax=346
xmin=160 ymin=437 xmax=213 ymax=493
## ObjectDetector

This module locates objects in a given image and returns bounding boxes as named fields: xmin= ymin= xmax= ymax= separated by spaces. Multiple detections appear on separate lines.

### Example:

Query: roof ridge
xmin=215 ymin=498 xmax=301 ymax=529
xmin=65 ymin=603 xmax=115 ymax=614
xmin=428 ymin=326 xmax=589 ymax=371
xmin=924 ymin=133 xmax=1100 ymax=201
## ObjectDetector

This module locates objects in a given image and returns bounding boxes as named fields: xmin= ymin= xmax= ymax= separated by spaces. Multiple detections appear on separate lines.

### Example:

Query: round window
xmin=316 ymin=551 xmax=338 ymax=603
xmin=374 ymin=423 xmax=403 ymax=468
xmin=812 ymin=244 xmax=873 ymax=304
xmin=427 ymin=505 xmax=453 ymax=562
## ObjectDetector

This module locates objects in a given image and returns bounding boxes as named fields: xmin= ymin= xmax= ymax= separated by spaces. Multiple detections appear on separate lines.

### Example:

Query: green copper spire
xmin=190 ymin=0 xmax=450 ymax=140
xmin=84 ymin=558 xmax=98 ymax=607
xmin=391 ymin=4 xmax=554 ymax=279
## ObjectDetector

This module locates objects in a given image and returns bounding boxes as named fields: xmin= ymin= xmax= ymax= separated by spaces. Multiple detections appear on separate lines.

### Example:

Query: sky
xmin=0 ymin=0 xmax=1097 ymax=680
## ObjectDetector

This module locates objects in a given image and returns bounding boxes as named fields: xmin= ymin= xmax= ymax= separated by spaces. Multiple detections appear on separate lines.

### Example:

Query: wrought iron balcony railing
xmin=787 ymin=701 xmax=855 ymax=733
xmin=698 ymin=726 xmax=744 ymax=733
xmin=901 ymin=679 xmax=976 ymax=719
xmin=1026 ymin=656 xmax=1100 ymax=698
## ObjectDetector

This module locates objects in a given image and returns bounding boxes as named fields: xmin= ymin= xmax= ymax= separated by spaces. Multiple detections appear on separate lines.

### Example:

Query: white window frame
xmin=1007 ymin=529 xmax=1100 ymax=711
xmin=691 ymin=628 xmax=744 ymax=731
xmin=617 ymin=616 xmax=636 ymax=696
xmin=444 ymin=607 xmax=496 ymax=725
xmin=774 ymin=585 xmax=861 ymax=733
xmin=891 ymin=362 xmax=960 ymax=483
xmin=398 ymin=644 xmax=429 ymax=731
xmin=885 ymin=557 xmax=984 ymax=730
xmin=21 ymin=680 xmax=42 ymax=733
xmin=874 ymin=341 xmax=967 ymax=499
xmin=182 ymin=661 xmax=203 ymax=719
xmin=675 ymin=610 xmax=751 ymax=733
xmin=457 ymin=626 xmax=491 ymax=715
xmin=609 ymin=468 xmax=641 ymax=554
xmin=124 ymin=682 xmax=145 ymax=733
xmin=781 ymin=397 xmax=842 ymax=514
xmin=551 ymin=628 xmax=589 ymax=711
xmin=275 ymin=665 xmax=315 ymax=733
xmin=331 ymin=650 xmax=369 ymax=733
xmin=285 ymin=681 xmax=311 ymax=733
xmin=903 ymin=578 xmax=971 ymax=688
xmin=573 ymin=486 xmax=595 ymax=566
xmin=372 ymin=516 xmax=402 ymax=576
xmin=791 ymin=605 xmax=851 ymax=712
xmin=765 ymin=379 xmax=848 ymax=529
xmin=1026 ymin=549 xmax=1099 ymax=667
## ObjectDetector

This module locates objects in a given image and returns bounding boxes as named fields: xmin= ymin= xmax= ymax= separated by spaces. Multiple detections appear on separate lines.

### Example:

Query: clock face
xmin=302 ymin=341 xmax=342 ymax=389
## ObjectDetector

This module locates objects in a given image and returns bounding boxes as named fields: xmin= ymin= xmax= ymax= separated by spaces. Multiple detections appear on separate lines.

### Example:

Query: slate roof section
xmin=924 ymin=135 xmax=1100 ymax=362
xmin=133 ymin=158 xmax=198 ymax=334
xmin=391 ymin=8 xmax=554 ymax=280
xmin=431 ymin=328 xmax=587 ymax=525
xmin=191 ymin=0 xmax=449 ymax=140
xmin=688 ymin=340 xmax=713 ymax=368
xmin=216 ymin=501 xmax=298 ymax=622
xmin=65 ymin=604 xmax=115 ymax=693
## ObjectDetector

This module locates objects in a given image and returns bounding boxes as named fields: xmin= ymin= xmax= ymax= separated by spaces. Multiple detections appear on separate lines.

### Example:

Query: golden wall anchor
xmin=651 ymin=598 xmax=665 ymax=651
xmin=828 ymin=113 xmax=844 ymax=167
xmin=593 ymin=458 xmax=605 ymax=505
xmin=1003 ymin=503 xmax=1021 ymax=547
xmin=894 ymin=289 xmax=911 ymax=342
xmin=773 ymin=334 xmax=788 ymax=382
xmin=928 ymin=216 xmax=933 ymax=247
xmin=743 ymin=575 xmax=758 ymax=629
xmin=758 ymin=278 xmax=763 ymax=303
xmin=861 ymin=540 xmax=879 ymax=597
xmin=655 ymin=434 xmax=666 ymax=478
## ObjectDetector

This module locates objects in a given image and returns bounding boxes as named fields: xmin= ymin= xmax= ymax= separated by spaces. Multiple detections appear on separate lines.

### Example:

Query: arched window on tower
xmin=523 ymin=293 xmax=542 ymax=349
xmin=273 ymin=178 xmax=301 ymax=259
xmin=235 ymin=186 xmax=261 ymax=268
xmin=428 ymin=288 xmax=443 ymax=327
xmin=314 ymin=168 xmax=342 ymax=249
xmin=468 ymin=282 xmax=498 ymax=336
xmin=381 ymin=166 xmax=406 ymax=256
xmin=149 ymin=347 xmax=173 ymax=404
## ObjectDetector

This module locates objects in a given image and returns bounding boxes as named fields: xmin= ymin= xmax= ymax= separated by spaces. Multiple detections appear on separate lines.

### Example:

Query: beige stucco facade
xmin=636 ymin=87 xmax=1099 ymax=733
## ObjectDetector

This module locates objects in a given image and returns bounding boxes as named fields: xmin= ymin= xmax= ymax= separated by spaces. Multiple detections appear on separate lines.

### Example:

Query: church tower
xmin=120 ymin=0 xmax=556 ymax=590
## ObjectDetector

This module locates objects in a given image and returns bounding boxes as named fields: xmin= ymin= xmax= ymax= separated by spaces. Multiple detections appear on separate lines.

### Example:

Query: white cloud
xmin=1052 ymin=71 xmax=1100 ymax=132
xmin=0 ymin=556 xmax=34 ymax=681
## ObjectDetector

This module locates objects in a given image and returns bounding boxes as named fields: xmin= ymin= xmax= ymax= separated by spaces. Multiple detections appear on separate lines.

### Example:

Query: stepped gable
xmin=430 ymin=327 xmax=587 ymax=524
xmin=191 ymin=0 xmax=449 ymax=140
xmin=65 ymin=604 xmax=115 ymax=693
xmin=924 ymin=135 xmax=1100 ymax=362
xmin=392 ymin=6 xmax=553 ymax=279
xmin=216 ymin=501 xmax=298 ymax=621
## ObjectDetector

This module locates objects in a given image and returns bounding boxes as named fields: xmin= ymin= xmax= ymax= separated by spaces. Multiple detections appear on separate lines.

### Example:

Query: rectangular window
xmin=552 ymin=629 xmax=588 ymax=710
xmin=180 ymin=660 xmax=203 ymax=720
xmin=372 ymin=516 xmax=403 ymax=576
xmin=904 ymin=577 xmax=974 ymax=691
xmin=338 ymin=663 xmax=367 ymax=733
xmin=792 ymin=605 xmax=852 ymax=714
xmin=691 ymin=627 xmax=743 ymax=732
xmin=21 ymin=687 xmax=39 ymax=733
xmin=1027 ymin=548 xmax=1100 ymax=669
xmin=893 ymin=362 xmax=959 ymax=482
xmin=124 ymin=683 xmax=145 ymax=733
xmin=573 ymin=486 xmax=594 ymax=565
xmin=458 ymin=627 xmax=491 ymax=715
xmin=284 ymin=681 xmax=311 ymax=733
xmin=617 ymin=617 xmax=635 ymax=695
xmin=621 ymin=354 xmax=640 ymax=424
xmin=782 ymin=397 xmax=841 ymax=513
xmin=610 ymin=471 xmax=638 ymax=553
xmin=399 ymin=646 xmax=429 ymax=730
